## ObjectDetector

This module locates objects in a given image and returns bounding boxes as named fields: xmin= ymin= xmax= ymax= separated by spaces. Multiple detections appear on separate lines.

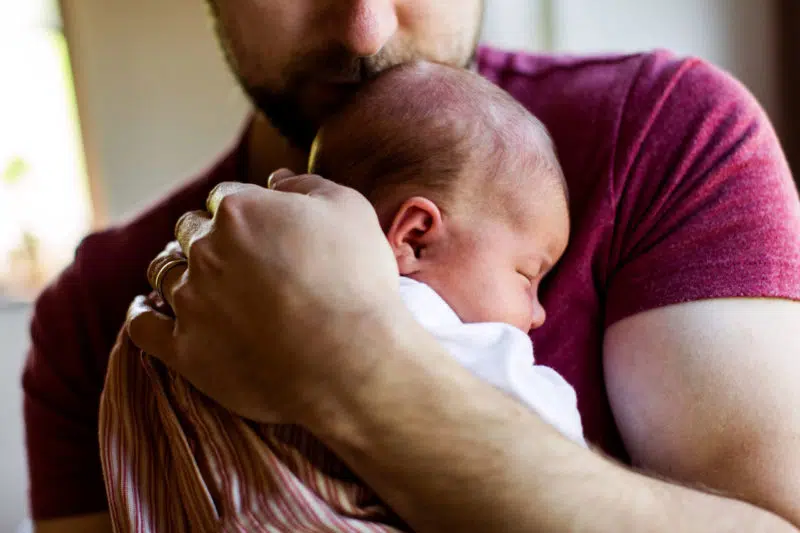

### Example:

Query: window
xmin=0 ymin=0 xmax=92 ymax=301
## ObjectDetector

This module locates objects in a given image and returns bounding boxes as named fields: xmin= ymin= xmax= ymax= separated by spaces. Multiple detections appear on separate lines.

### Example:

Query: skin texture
xmin=384 ymin=193 xmax=566 ymax=332
xmin=38 ymin=1 xmax=800 ymax=532
xmin=604 ymin=300 xmax=800 ymax=526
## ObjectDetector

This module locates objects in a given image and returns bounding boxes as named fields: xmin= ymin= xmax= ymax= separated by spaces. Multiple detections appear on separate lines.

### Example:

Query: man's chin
xmin=248 ymin=88 xmax=356 ymax=151
xmin=249 ymin=98 xmax=317 ymax=150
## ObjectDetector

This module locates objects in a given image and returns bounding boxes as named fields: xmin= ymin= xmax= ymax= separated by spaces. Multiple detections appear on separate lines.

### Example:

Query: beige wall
xmin=481 ymin=0 xmax=552 ymax=51
xmin=61 ymin=0 xmax=251 ymax=223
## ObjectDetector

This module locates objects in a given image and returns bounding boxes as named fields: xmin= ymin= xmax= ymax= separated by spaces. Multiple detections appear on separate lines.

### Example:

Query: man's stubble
xmin=206 ymin=1 xmax=485 ymax=150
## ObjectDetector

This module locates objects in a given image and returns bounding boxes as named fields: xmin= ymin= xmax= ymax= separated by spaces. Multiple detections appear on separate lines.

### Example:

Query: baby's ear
xmin=386 ymin=197 xmax=445 ymax=276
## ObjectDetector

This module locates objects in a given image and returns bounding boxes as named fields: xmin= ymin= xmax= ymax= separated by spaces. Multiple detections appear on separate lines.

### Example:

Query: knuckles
xmin=186 ymin=237 xmax=225 ymax=277
xmin=170 ymin=282 xmax=194 ymax=317
xmin=213 ymin=193 xmax=247 ymax=227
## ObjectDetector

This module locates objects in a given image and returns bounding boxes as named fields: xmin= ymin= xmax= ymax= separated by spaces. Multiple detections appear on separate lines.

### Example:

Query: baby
xmin=310 ymin=61 xmax=581 ymax=444
xmin=100 ymin=61 xmax=582 ymax=533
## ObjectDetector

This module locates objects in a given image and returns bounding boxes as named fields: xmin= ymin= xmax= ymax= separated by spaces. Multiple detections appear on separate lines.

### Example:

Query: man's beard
xmin=206 ymin=0 xmax=483 ymax=150
xmin=235 ymin=44 xmax=477 ymax=150
xmin=245 ymin=87 xmax=320 ymax=151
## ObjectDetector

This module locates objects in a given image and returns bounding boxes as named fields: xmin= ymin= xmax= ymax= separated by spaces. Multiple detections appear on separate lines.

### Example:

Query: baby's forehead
xmin=461 ymin=151 xmax=567 ymax=224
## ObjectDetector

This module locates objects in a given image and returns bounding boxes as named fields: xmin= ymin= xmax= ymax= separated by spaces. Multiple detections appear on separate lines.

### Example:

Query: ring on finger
xmin=154 ymin=256 xmax=188 ymax=303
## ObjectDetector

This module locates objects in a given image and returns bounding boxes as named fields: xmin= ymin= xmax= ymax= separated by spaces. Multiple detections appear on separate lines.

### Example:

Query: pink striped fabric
xmin=99 ymin=329 xmax=408 ymax=532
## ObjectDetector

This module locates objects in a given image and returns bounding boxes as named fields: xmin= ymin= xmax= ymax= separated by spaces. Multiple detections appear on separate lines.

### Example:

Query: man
xmin=25 ymin=1 xmax=800 ymax=532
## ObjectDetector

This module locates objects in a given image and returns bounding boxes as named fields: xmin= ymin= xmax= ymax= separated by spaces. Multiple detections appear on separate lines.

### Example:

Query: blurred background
xmin=0 ymin=0 xmax=797 ymax=529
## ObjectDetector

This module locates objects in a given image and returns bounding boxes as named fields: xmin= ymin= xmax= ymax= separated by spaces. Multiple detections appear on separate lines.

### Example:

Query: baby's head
xmin=309 ymin=62 xmax=569 ymax=332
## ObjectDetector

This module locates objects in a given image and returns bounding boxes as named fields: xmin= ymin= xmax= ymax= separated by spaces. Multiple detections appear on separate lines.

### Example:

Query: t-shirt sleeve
xmin=22 ymin=251 xmax=110 ymax=519
xmin=605 ymin=55 xmax=800 ymax=325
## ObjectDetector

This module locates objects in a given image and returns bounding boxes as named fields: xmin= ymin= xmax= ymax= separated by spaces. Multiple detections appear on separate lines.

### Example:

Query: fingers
xmin=268 ymin=171 xmax=347 ymax=198
xmin=158 ymin=261 xmax=187 ymax=311
xmin=267 ymin=168 xmax=297 ymax=189
xmin=163 ymin=240 xmax=183 ymax=256
xmin=126 ymin=295 xmax=178 ymax=363
xmin=175 ymin=210 xmax=212 ymax=257
xmin=206 ymin=181 xmax=260 ymax=216
xmin=146 ymin=241 xmax=185 ymax=291
xmin=146 ymin=243 xmax=188 ymax=310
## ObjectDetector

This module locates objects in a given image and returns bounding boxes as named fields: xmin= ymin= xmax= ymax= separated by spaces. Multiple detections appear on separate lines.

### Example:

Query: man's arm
xmin=130 ymin=175 xmax=800 ymax=532
xmin=605 ymin=297 xmax=800 ymax=527
xmin=306 ymin=299 xmax=799 ymax=533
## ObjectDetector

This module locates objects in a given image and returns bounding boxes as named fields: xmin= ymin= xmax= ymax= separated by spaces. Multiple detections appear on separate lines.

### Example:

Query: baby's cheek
xmin=497 ymin=291 xmax=534 ymax=331
xmin=505 ymin=287 xmax=536 ymax=332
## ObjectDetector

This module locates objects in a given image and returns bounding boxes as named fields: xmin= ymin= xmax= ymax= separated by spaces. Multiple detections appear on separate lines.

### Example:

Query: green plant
xmin=2 ymin=156 xmax=30 ymax=186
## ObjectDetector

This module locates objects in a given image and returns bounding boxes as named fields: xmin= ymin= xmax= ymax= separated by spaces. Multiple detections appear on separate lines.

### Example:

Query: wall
xmin=0 ymin=303 xmax=32 ymax=532
xmin=61 ymin=0 xmax=251 ymax=224
xmin=481 ymin=0 xmax=551 ymax=52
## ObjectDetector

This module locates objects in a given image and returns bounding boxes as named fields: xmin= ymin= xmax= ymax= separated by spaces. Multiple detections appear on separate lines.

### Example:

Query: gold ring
xmin=153 ymin=256 xmax=188 ymax=302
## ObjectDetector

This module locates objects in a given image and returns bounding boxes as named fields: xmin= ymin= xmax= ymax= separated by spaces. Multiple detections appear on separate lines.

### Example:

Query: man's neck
xmin=245 ymin=113 xmax=310 ymax=185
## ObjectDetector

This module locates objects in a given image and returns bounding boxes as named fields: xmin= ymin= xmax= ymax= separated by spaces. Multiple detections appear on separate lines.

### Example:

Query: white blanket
xmin=400 ymin=277 xmax=586 ymax=446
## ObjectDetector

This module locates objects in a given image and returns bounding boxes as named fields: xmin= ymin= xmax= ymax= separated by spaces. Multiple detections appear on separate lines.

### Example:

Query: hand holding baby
xmin=127 ymin=174 xmax=411 ymax=428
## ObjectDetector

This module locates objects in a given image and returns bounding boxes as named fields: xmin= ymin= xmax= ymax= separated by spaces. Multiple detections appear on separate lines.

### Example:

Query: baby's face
xmin=414 ymin=184 xmax=570 ymax=333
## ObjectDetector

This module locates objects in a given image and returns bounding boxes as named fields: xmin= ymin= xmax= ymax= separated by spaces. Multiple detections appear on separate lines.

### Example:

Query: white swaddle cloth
xmin=400 ymin=277 xmax=586 ymax=446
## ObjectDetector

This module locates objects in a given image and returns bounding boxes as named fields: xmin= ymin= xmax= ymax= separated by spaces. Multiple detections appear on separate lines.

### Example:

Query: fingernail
xmin=126 ymin=295 xmax=147 ymax=323
xmin=268 ymin=169 xmax=296 ymax=189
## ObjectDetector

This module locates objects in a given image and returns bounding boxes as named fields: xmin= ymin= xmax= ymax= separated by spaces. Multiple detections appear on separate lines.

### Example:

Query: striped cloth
xmin=99 ymin=329 xmax=408 ymax=533
xmin=99 ymin=279 xmax=584 ymax=532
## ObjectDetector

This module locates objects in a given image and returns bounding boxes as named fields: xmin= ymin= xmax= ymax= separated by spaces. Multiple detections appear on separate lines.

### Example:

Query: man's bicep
xmin=34 ymin=512 xmax=112 ymax=533
xmin=604 ymin=298 xmax=800 ymax=526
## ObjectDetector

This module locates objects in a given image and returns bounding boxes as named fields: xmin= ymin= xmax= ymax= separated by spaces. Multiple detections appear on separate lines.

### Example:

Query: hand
xmin=126 ymin=170 xmax=402 ymax=425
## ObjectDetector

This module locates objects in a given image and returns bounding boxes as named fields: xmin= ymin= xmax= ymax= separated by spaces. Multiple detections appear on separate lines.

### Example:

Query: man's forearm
xmin=309 ymin=316 xmax=798 ymax=533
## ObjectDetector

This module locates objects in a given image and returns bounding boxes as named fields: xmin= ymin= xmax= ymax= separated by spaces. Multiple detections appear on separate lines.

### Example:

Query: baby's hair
xmin=309 ymin=61 xmax=567 ymax=226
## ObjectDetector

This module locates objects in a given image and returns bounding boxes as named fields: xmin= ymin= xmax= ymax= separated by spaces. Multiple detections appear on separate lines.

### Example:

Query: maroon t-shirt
xmin=22 ymin=47 xmax=800 ymax=519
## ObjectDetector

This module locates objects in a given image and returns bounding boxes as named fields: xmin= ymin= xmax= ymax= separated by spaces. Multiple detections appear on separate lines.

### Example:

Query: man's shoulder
xmin=477 ymin=45 xmax=774 ymax=203
xmin=477 ymin=45 xmax=652 ymax=75
xmin=477 ymin=45 xmax=758 ymax=130
xmin=477 ymin=46 xmax=689 ymax=95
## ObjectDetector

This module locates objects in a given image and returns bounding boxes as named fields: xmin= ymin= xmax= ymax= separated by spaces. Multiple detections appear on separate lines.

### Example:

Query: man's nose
xmin=337 ymin=0 xmax=399 ymax=57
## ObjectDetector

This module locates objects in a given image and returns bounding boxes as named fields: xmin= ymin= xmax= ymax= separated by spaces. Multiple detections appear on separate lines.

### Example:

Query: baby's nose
xmin=529 ymin=302 xmax=547 ymax=331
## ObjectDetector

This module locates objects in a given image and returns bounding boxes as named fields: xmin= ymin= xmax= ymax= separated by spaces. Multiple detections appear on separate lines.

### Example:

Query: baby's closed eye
xmin=517 ymin=270 xmax=534 ymax=285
